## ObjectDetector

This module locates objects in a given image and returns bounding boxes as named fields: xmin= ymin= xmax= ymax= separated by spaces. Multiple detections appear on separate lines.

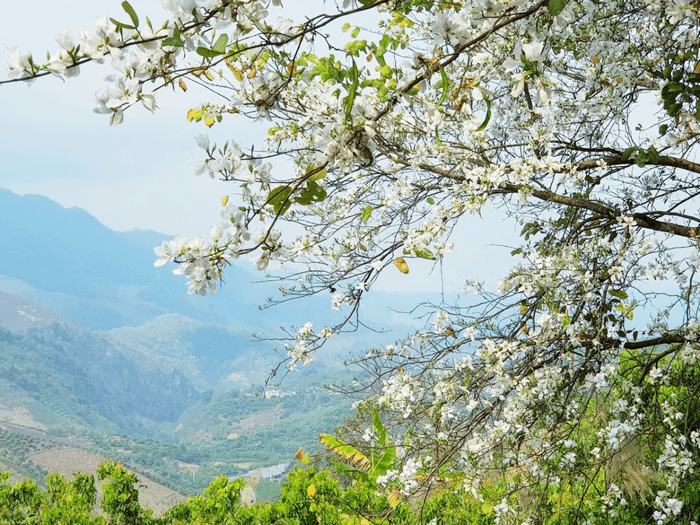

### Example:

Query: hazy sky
xmin=1 ymin=0 xmax=235 ymax=235
xmin=0 ymin=0 xmax=518 ymax=293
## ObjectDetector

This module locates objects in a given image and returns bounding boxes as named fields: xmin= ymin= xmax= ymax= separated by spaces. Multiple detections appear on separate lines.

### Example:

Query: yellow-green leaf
xmin=307 ymin=484 xmax=317 ymax=498
xmin=319 ymin=433 xmax=371 ymax=471
xmin=413 ymin=247 xmax=436 ymax=260
xmin=388 ymin=490 xmax=401 ymax=508
xmin=360 ymin=205 xmax=373 ymax=222
xmin=186 ymin=108 xmax=203 ymax=122
xmin=394 ymin=257 xmax=409 ymax=274
xmin=221 ymin=195 xmax=229 ymax=206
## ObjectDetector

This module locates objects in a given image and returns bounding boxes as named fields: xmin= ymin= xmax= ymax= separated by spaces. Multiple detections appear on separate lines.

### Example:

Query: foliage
xmin=7 ymin=0 xmax=700 ymax=522
xmin=320 ymin=410 xmax=395 ymax=487
xmin=0 ymin=462 xmax=465 ymax=524
xmin=0 ymin=323 xmax=352 ymax=497
xmin=165 ymin=475 xmax=245 ymax=524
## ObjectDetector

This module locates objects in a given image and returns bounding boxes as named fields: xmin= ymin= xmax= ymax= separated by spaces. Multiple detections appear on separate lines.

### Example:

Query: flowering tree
xmin=6 ymin=0 xmax=700 ymax=522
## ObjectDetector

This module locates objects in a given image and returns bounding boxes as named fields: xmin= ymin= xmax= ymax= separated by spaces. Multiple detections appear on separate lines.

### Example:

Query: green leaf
xmin=162 ymin=25 xmax=183 ymax=47
xmin=360 ymin=205 xmax=373 ymax=222
xmin=561 ymin=312 xmax=571 ymax=328
xmin=351 ymin=27 xmax=360 ymax=38
xmin=476 ymin=95 xmax=492 ymax=131
xmin=345 ymin=61 xmax=360 ymax=122
xmin=357 ymin=411 xmax=395 ymax=485
xmin=121 ymin=1 xmax=139 ymax=28
xmin=435 ymin=126 xmax=442 ymax=147
xmin=367 ymin=447 xmax=396 ymax=483
xmin=110 ymin=18 xmax=135 ymax=31
xmin=307 ymin=167 xmax=327 ymax=182
xmin=621 ymin=146 xmax=637 ymax=161
xmin=342 ymin=23 xmax=351 ymax=32
xmin=667 ymin=80 xmax=684 ymax=92
xmin=427 ymin=197 xmax=435 ymax=205
xmin=547 ymin=0 xmax=570 ymax=15
xmin=332 ymin=461 xmax=368 ymax=478
xmin=213 ymin=34 xmax=228 ymax=54
xmin=196 ymin=46 xmax=224 ymax=58
xmin=634 ymin=151 xmax=648 ymax=167
xmin=294 ymin=180 xmax=327 ymax=206
xmin=413 ymin=247 xmax=436 ymax=260
xmin=437 ymin=68 xmax=450 ymax=107
xmin=609 ymin=289 xmax=628 ymax=300
xmin=375 ymin=52 xmax=386 ymax=68
xmin=267 ymin=186 xmax=293 ymax=216
xmin=659 ymin=124 xmax=669 ymax=136
xmin=162 ymin=36 xmax=184 ymax=47
xmin=372 ymin=410 xmax=389 ymax=445
xmin=646 ymin=146 xmax=660 ymax=164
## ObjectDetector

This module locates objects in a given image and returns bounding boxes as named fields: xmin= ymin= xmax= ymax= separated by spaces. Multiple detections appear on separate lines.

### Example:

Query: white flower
xmin=141 ymin=92 xmax=157 ymax=112
xmin=55 ymin=31 xmax=75 ymax=51
xmin=162 ymin=0 xmax=196 ymax=15
xmin=666 ymin=498 xmax=683 ymax=516
xmin=196 ymin=134 xmax=210 ymax=150
xmin=154 ymin=241 xmax=173 ymax=267
xmin=7 ymin=48 xmax=34 ymax=81
xmin=561 ymin=451 xmax=577 ymax=468
xmin=616 ymin=215 xmax=637 ymax=227
xmin=362 ymin=427 xmax=377 ymax=445
xmin=46 ymin=51 xmax=71 ymax=76
xmin=649 ymin=367 xmax=663 ymax=383
xmin=522 ymin=41 xmax=544 ymax=62
xmin=331 ymin=293 xmax=346 ymax=310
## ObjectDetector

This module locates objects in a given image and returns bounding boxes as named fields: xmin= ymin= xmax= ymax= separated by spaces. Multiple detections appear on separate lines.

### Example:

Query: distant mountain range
xmin=0 ymin=188 xmax=277 ymax=329
xmin=0 ymin=188 xmax=457 ymax=495
xmin=0 ymin=291 xmax=73 ymax=332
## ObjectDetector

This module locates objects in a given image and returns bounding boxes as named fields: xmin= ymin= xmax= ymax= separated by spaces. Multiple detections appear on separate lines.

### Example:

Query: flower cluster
xmin=10 ymin=0 xmax=700 ymax=520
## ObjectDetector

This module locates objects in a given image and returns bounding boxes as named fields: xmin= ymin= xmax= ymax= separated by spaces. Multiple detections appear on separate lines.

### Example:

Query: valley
xmin=0 ymin=189 xmax=432 ymax=502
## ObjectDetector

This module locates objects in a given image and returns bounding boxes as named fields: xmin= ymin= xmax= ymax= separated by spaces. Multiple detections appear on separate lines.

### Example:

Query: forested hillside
xmin=0 ymin=191 xmax=373 ymax=497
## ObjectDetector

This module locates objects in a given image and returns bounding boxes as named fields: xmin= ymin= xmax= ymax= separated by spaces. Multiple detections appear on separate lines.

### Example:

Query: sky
xmin=0 ymin=0 xmax=519 ymax=293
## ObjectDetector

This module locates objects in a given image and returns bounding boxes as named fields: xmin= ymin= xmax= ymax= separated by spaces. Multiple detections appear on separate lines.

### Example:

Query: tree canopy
xmin=5 ymin=0 xmax=700 ymax=522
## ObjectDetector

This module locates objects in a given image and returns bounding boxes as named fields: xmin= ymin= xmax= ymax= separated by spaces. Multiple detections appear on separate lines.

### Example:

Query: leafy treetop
xmin=5 ymin=0 xmax=700 ymax=522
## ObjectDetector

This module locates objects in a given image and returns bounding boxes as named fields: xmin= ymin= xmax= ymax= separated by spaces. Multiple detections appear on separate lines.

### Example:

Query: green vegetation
xmin=3 ymin=348 xmax=700 ymax=523
xmin=85 ymin=380 xmax=351 ymax=496
xmin=0 ymin=430 xmax=51 ymax=484
xmin=0 ymin=461 xmax=483 ymax=525
xmin=0 ymin=322 xmax=354 ymax=497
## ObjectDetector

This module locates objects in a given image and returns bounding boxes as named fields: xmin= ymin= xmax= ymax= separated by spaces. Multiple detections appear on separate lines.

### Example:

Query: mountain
xmin=0 ymin=188 xmax=461 ymax=495
xmin=0 ymin=189 xmax=275 ymax=329
xmin=0 ymin=290 xmax=73 ymax=332
xmin=0 ymin=324 xmax=210 ymax=433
